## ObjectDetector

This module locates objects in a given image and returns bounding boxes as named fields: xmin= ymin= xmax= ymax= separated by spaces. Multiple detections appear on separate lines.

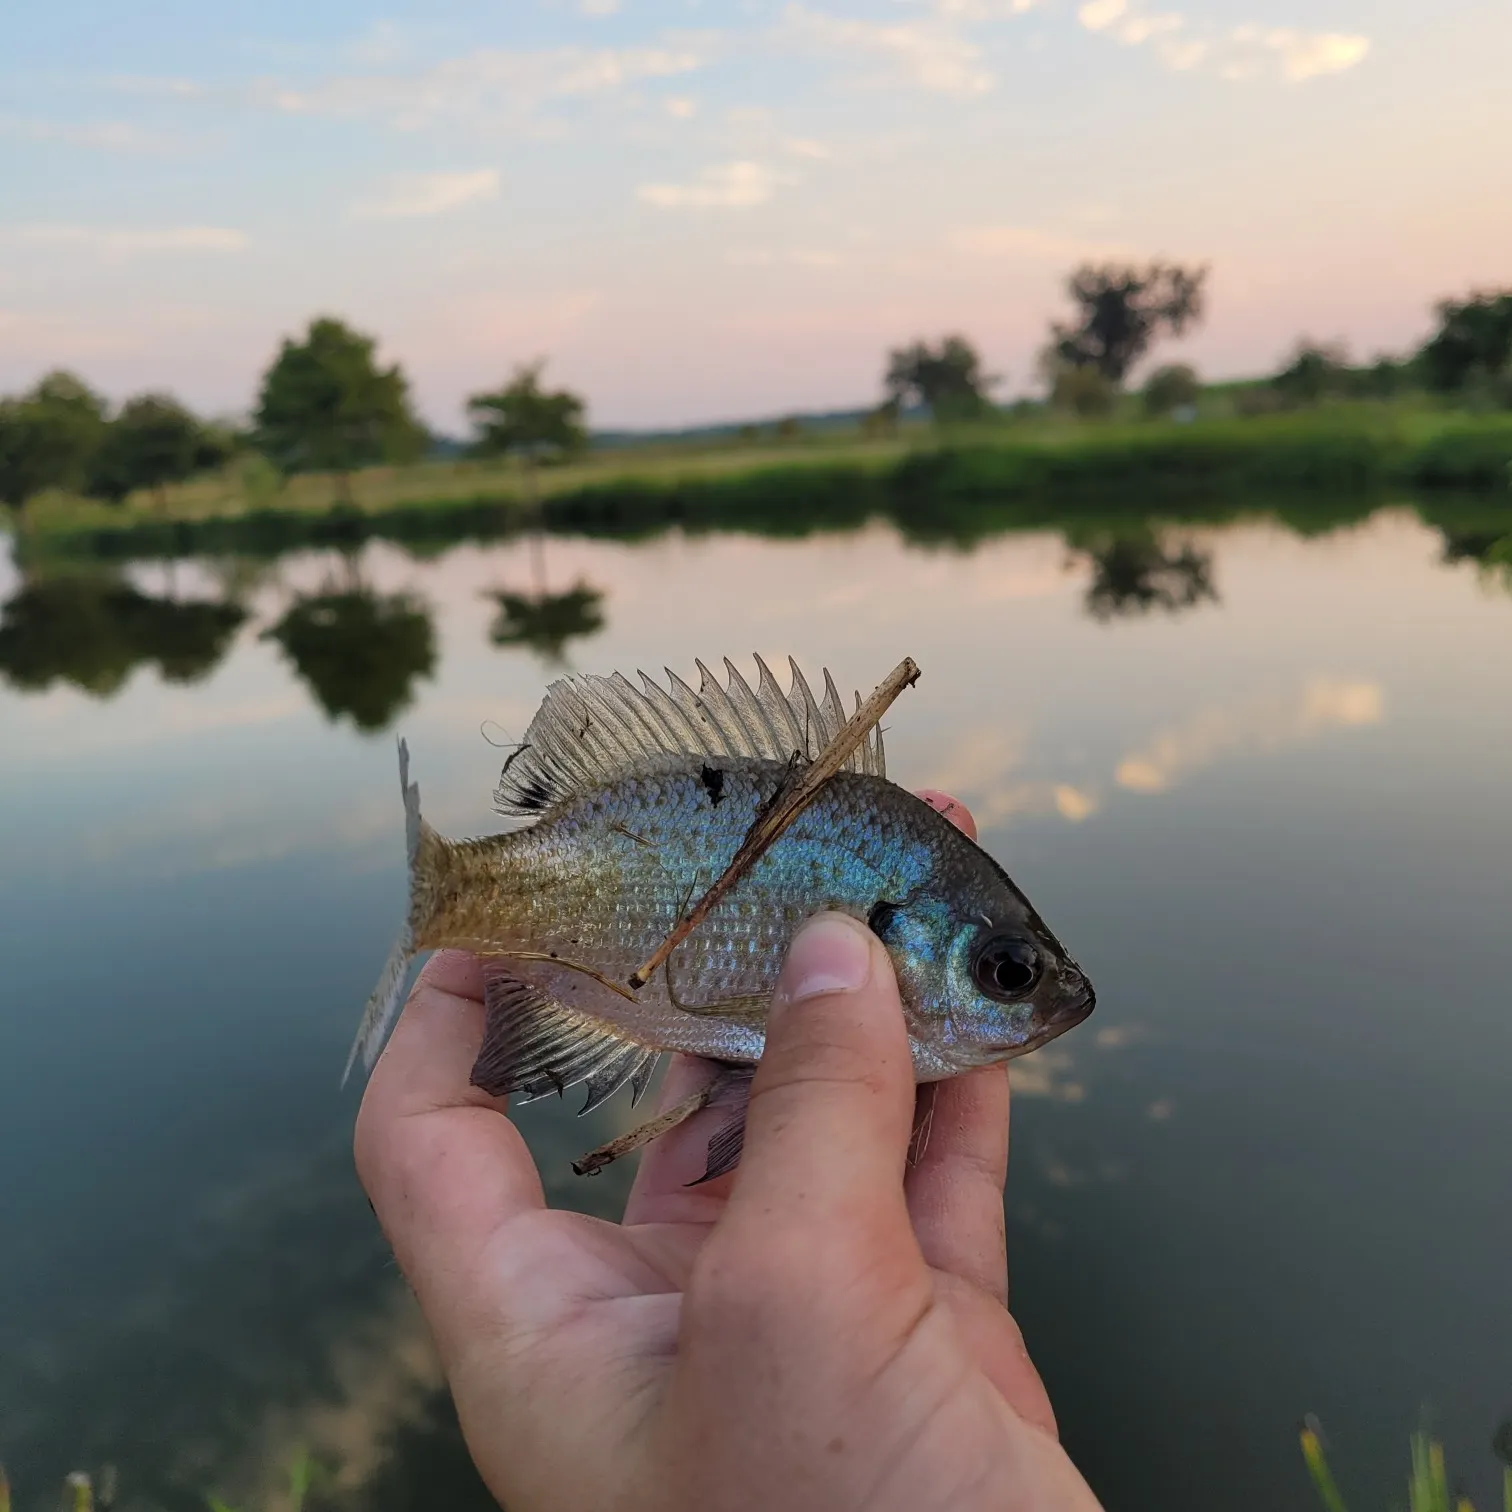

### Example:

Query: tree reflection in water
xmin=486 ymin=582 xmax=605 ymax=666
xmin=0 ymin=571 xmax=247 ymax=696
xmin=1079 ymin=529 xmax=1218 ymax=622
xmin=485 ymin=532 xmax=606 ymax=666
xmin=263 ymin=580 xmax=436 ymax=732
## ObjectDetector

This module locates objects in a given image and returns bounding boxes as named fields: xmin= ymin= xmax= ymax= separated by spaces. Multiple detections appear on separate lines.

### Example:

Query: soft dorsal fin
xmin=494 ymin=655 xmax=887 ymax=818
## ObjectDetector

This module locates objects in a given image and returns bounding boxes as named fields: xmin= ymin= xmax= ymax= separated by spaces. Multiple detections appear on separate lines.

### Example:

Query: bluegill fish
xmin=349 ymin=656 xmax=1093 ymax=1176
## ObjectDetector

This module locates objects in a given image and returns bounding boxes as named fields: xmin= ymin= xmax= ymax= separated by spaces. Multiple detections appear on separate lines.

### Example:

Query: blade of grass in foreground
xmin=1301 ymin=1419 xmax=1351 ymax=1512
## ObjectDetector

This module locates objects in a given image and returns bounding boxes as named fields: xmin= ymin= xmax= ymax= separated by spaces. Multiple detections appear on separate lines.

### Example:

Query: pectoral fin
xmin=690 ymin=1066 xmax=755 ymax=1185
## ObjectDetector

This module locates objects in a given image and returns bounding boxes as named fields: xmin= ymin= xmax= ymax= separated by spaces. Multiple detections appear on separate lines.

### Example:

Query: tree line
xmin=0 ymin=319 xmax=588 ymax=518
xmin=884 ymin=265 xmax=1512 ymax=424
xmin=3 ymin=266 xmax=1509 ymax=515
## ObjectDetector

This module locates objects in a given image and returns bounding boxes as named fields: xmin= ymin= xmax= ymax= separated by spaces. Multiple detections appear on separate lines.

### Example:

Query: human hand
xmin=354 ymin=792 xmax=1102 ymax=1512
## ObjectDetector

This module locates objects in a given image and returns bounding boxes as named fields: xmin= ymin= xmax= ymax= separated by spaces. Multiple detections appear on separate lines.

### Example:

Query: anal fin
xmin=473 ymin=968 xmax=655 ymax=1114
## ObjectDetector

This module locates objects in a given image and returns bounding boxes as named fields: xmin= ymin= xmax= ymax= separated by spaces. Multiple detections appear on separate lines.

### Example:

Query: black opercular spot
xmin=867 ymin=899 xmax=899 ymax=938
xmin=700 ymin=764 xmax=726 ymax=805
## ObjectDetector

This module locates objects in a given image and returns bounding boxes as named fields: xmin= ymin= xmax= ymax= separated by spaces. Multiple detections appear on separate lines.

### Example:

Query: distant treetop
xmin=1050 ymin=261 xmax=1208 ymax=385
xmin=466 ymin=362 xmax=588 ymax=467
xmin=884 ymin=335 xmax=994 ymax=422
xmin=255 ymin=316 xmax=426 ymax=480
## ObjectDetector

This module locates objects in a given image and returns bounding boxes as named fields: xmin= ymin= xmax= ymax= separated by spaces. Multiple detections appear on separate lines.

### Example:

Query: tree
xmin=1418 ymin=289 xmax=1512 ymax=394
xmin=467 ymin=362 xmax=587 ymax=469
xmin=90 ymin=393 xmax=207 ymax=504
xmin=884 ymin=335 xmax=994 ymax=422
xmin=1271 ymin=341 xmax=1350 ymax=406
xmin=1142 ymin=363 xmax=1202 ymax=417
xmin=1043 ymin=359 xmax=1117 ymax=418
xmin=255 ymin=317 xmax=426 ymax=487
xmin=1051 ymin=262 xmax=1208 ymax=385
xmin=0 ymin=371 xmax=108 ymax=513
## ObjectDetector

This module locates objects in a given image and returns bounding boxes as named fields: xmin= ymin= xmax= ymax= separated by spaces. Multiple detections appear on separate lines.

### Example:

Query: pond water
xmin=1 ymin=502 xmax=1509 ymax=1510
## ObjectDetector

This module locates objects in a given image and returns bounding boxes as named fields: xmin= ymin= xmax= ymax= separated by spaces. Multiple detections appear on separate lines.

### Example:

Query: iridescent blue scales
xmin=346 ymin=656 xmax=1094 ymax=1176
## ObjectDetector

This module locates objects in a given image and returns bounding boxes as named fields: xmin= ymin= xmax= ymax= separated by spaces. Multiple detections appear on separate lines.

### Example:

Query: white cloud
xmin=580 ymin=0 xmax=621 ymax=13
xmin=0 ymin=115 xmax=176 ymax=152
xmin=108 ymin=75 xmax=206 ymax=98
xmin=1077 ymin=0 xmax=1127 ymax=31
xmin=782 ymin=3 xmax=994 ymax=96
xmin=933 ymin=0 xmax=1039 ymax=15
xmin=12 ymin=224 xmax=248 ymax=260
xmin=353 ymin=168 xmax=500 ymax=218
xmin=1246 ymin=28 xmax=1370 ymax=81
xmin=266 ymin=43 xmax=707 ymax=129
xmin=349 ymin=20 xmax=410 ymax=66
xmin=638 ymin=160 xmax=787 ymax=208
xmin=664 ymin=95 xmax=698 ymax=118
xmin=1076 ymin=2 xmax=1369 ymax=82
xmin=783 ymin=136 xmax=831 ymax=159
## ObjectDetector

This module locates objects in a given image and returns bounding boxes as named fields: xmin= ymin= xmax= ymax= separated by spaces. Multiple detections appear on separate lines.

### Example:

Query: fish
xmin=346 ymin=655 xmax=1094 ymax=1178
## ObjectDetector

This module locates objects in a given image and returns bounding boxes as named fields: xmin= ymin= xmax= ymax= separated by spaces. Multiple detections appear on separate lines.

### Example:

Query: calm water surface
xmin=1 ymin=507 xmax=1509 ymax=1510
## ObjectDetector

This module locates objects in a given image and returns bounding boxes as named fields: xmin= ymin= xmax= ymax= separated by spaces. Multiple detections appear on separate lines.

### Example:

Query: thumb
xmin=723 ymin=911 xmax=919 ymax=1238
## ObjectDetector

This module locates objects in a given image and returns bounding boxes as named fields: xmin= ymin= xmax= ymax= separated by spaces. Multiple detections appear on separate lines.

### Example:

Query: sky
xmin=1 ymin=0 xmax=1509 ymax=431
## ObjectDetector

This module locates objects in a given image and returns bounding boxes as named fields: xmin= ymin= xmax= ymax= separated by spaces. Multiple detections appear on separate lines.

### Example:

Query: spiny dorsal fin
xmin=473 ymin=967 xmax=658 ymax=1113
xmin=494 ymin=655 xmax=886 ymax=818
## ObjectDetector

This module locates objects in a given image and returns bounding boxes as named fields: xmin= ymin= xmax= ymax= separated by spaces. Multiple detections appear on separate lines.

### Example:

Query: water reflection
xmin=263 ymin=575 xmax=436 ymax=733
xmin=0 ymin=570 xmax=246 ymax=696
xmin=484 ymin=535 xmax=607 ymax=666
xmin=487 ymin=584 xmax=606 ymax=666
xmin=1076 ymin=529 xmax=1218 ymax=622
xmin=1114 ymin=677 xmax=1384 ymax=794
xmin=4 ymin=502 xmax=1512 ymax=1512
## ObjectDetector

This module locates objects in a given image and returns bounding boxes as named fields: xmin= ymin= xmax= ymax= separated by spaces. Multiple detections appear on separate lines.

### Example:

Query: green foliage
xmin=1142 ymin=363 xmax=1202 ymax=417
xmin=16 ymin=410 xmax=1512 ymax=567
xmin=255 ymin=317 xmax=426 ymax=478
xmin=0 ymin=571 xmax=247 ymax=695
xmin=861 ymin=396 xmax=901 ymax=437
xmin=1273 ymin=341 xmax=1352 ymax=405
xmin=90 ymin=392 xmax=209 ymax=503
xmin=467 ymin=361 xmax=587 ymax=464
xmin=1051 ymin=261 xmax=1208 ymax=383
xmin=0 ymin=370 xmax=108 ymax=511
xmin=263 ymin=582 xmax=436 ymax=730
xmin=1419 ymin=289 xmax=1512 ymax=395
xmin=1047 ymin=361 xmax=1118 ymax=418
xmin=1302 ymin=1418 xmax=1512 ymax=1512
xmin=884 ymin=335 xmax=993 ymax=422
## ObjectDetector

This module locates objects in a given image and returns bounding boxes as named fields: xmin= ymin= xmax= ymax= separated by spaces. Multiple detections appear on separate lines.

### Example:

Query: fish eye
xmin=970 ymin=935 xmax=1041 ymax=1001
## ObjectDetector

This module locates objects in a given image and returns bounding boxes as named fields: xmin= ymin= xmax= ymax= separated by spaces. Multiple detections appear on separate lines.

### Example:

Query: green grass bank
xmin=9 ymin=407 xmax=1511 ymax=564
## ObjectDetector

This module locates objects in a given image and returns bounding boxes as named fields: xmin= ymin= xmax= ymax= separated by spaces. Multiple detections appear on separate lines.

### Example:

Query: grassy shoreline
xmin=8 ymin=407 xmax=1510 ymax=563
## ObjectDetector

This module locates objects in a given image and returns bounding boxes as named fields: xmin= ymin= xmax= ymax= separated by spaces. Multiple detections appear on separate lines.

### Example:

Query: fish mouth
xmin=1002 ymin=967 xmax=1095 ymax=1056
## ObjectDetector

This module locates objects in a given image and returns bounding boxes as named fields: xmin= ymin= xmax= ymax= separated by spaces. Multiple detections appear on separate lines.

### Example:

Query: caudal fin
xmin=342 ymin=739 xmax=447 ymax=1086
